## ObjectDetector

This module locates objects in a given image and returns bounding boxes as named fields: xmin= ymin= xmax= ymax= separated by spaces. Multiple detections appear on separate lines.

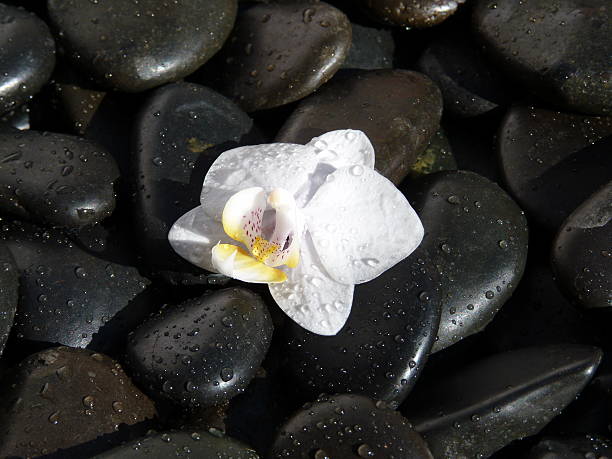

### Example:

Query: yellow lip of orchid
xmin=212 ymin=187 xmax=301 ymax=283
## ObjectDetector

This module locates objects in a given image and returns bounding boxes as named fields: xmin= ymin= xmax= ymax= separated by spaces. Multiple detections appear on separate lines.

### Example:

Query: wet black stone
xmin=404 ymin=344 xmax=603 ymax=459
xmin=358 ymin=0 xmax=466 ymax=27
xmin=408 ymin=128 xmax=457 ymax=179
xmin=529 ymin=436 xmax=612 ymax=459
xmin=498 ymin=106 xmax=612 ymax=232
xmin=0 ymin=129 xmax=120 ymax=228
xmin=473 ymin=0 xmax=612 ymax=115
xmin=209 ymin=1 xmax=351 ymax=111
xmin=552 ymin=182 xmax=611 ymax=309
xmin=132 ymin=82 xmax=257 ymax=285
xmin=269 ymin=393 xmax=433 ymax=459
xmin=1 ymin=220 xmax=152 ymax=353
xmin=93 ymin=430 xmax=258 ymax=458
xmin=283 ymin=245 xmax=441 ymax=404
xmin=126 ymin=288 xmax=273 ymax=410
xmin=0 ymin=4 xmax=55 ymax=114
xmin=0 ymin=347 xmax=156 ymax=458
xmin=0 ymin=103 xmax=30 ymax=131
xmin=276 ymin=69 xmax=443 ymax=185
xmin=342 ymin=23 xmax=394 ymax=70
xmin=403 ymin=170 xmax=528 ymax=352
xmin=417 ymin=34 xmax=512 ymax=117
xmin=47 ymin=0 xmax=237 ymax=92
xmin=0 ymin=242 xmax=18 ymax=356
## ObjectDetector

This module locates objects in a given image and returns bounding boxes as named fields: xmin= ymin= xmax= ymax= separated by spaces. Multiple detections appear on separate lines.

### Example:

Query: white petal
xmin=201 ymin=143 xmax=319 ymax=220
xmin=168 ymin=206 xmax=231 ymax=272
xmin=222 ymin=187 xmax=266 ymax=247
xmin=269 ymin=234 xmax=354 ymax=336
xmin=306 ymin=129 xmax=375 ymax=170
xmin=304 ymin=166 xmax=424 ymax=285
xmin=211 ymin=244 xmax=287 ymax=283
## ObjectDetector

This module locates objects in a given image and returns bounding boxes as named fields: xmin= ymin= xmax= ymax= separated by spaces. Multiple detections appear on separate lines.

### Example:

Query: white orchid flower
xmin=168 ymin=130 xmax=424 ymax=336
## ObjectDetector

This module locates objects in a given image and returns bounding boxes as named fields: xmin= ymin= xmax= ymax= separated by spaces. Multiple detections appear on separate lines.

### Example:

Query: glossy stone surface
xmin=529 ymin=435 xmax=612 ymax=459
xmin=404 ymin=170 xmax=528 ymax=352
xmin=283 ymin=244 xmax=441 ymax=404
xmin=47 ymin=0 xmax=237 ymax=92
xmin=359 ymin=0 xmax=466 ymax=27
xmin=1 ymin=220 xmax=151 ymax=352
xmin=211 ymin=1 xmax=351 ymax=111
xmin=0 ymin=242 xmax=18 ymax=356
xmin=405 ymin=344 xmax=602 ymax=459
xmin=132 ymin=82 xmax=256 ymax=285
xmin=417 ymin=34 xmax=512 ymax=117
xmin=408 ymin=128 xmax=457 ymax=178
xmin=0 ymin=4 xmax=55 ymax=114
xmin=552 ymin=182 xmax=611 ymax=309
xmin=498 ymin=106 xmax=612 ymax=231
xmin=126 ymin=288 xmax=273 ymax=410
xmin=0 ymin=347 xmax=156 ymax=458
xmin=94 ymin=430 xmax=259 ymax=458
xmin=0 ymin=129 xmax=120 ymax=228
xmin=270 ymin=394 xmax=433 ymax=459
xmin=473 ymin=0 xmax=612 ymax=115
xmin=342 ymin=23 xmax=394 ymax=70
xmin=277 ymin=69 xmax=443 ymax=184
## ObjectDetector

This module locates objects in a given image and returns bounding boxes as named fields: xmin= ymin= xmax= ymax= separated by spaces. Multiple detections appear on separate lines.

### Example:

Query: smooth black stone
xmin=126 ymin=288 xmax=273 ymax=410
xmin=358 ymin=0 xmax=465 ymax=27
xmin=283 ymin=245 xmax=441 ymax=404
xmin=0 ymin=103 xmax=30 ymax=131
xmin=47 ymin=0 xmax=237 ymax=92
xmin=528 ymin=435 xmax=612 ymax=459
xmin=209 ymin=1 xmax=351 ymax=111
xmin=0 ymin=129 xmax=120 ymax=228
xmin=408 ymin=128 xmax=457 ymax=179
xmin=93 ymin=430 xmax=258 ymax=458
xmin=0 ymin=4 xmax=55 ymax=114
xmin=417 ymin=34 xmax=512 ymax=117
xmin=342 ymin=23 xmax=394 ymax=70
xmin=0 ymin=242 xmax=18 ymax=356
xmin=484 ymin=263 xmax=606 ymax=352
xmin=473 ymin=0 xmax=612 ymax=115
xmin=0 ymin=347 xmax=156 ymax=458
xmin=404 ymin=344 xmax=603 ymax=459
xmin=276 ymin=69 xmax=443 ymax=185
xmin=498 ymin=106 xmax=612 ymax=232
xmin=552 ymin=182 xmax=611 ymax=309
xmin=1 ymin=220 xmax=152 ymax=353
xmin=132 ymin=82 xmax=257 ymax=285
xmin=269 ymin=394 xmax=433 ymax=459
xmin=403 ymin=170 xmax=528 ymax=352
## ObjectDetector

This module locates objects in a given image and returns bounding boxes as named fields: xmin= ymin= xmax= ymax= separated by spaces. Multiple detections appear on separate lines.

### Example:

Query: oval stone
xmin=126 ymin=288 xmax=273 ymax=410
xmin=132 ymin=82 xmax=256 ymax=285
xmin=270 ymin=393 xmax=433 ymax=458
xmin=0 ymin=347 xmax=156 ymax=458
xmin=0 ymin=241 xmax=18 ymax=356
xmin=403 ymin=170 xmax=528 ymax=352
xmin=473 ymin=0 xmax=612 ymax=115
xmin=358 ymin=0 xmax=466 ymax=28
xmin=47 ymin=0 xmax=237 ymax=92
xmin=283 ymin=244 xmax=441 ymax=404
xmin=404 ymin=344 xmax=602 ymax=459
xmin=0 ymin=4 xmax=55 ymax=114
xmin=209 ymin=1 xmax=351 ymax=111
xmin=0 ymin=129 xmax=120 ymax=228
xmin=498 ymin=106 xmax=612 ymax=231
xmin=1 ymin=220 xmax=151 ymax=353
xmin=276 ymin=69 xmax=443 ymax=184
xmin=552 ymin=182 xmax=611 ymax=309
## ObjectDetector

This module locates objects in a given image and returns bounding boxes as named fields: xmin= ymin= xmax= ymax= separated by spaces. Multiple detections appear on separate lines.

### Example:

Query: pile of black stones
xmin=0 ymin=0 xmax=610 ymax=457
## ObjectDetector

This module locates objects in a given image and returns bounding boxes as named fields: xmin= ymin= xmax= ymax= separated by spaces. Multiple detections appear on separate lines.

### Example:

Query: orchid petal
xmin=201 ymin=143 xmax=319 ymax=221
xmin=304 ymin=166 xmax=424 ymax=285
xmin=212 ymin=244 xmax=287 ymax=283
xmin=168 ymin=206 xmax=231 ymax=272
xmin=307 ymin=129 xmax=375 ymax=170
xmin=222 ymin=186 xmax=266 ymax=246
xmin=269 ymin=234 xmax=353 ymax=335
